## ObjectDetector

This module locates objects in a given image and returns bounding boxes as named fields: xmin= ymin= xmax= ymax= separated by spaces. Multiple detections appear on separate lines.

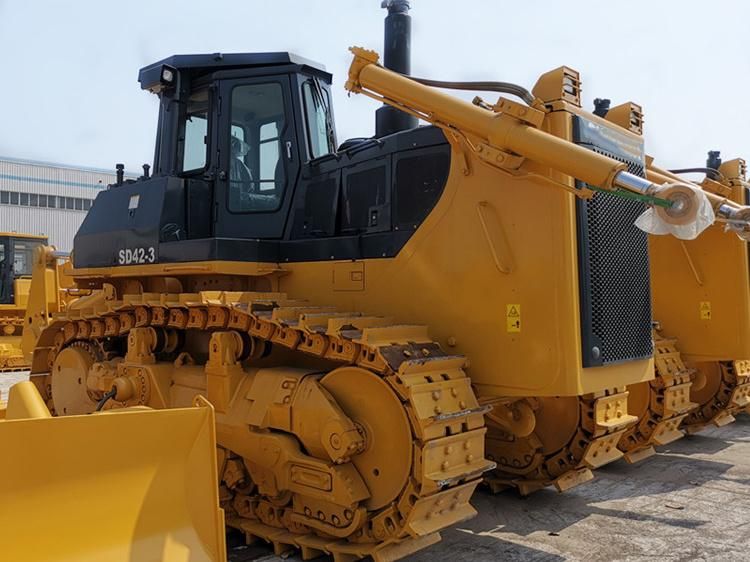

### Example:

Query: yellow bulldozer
xmin=0 ymin=232 xmax=50 ymax=372
xmin=613 ymin=153 xmax=750 ymax=462
xmin=650 ymin=155 xmax=750 ymax=431
xmin=6 ymin=3 xmax=750 ymax=560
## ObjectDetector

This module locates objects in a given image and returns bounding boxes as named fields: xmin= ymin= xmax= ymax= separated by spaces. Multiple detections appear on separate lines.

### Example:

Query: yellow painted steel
xmin=650 ymin=210 xmax=750 ymax=362
xmin=0 ymin=382 xmax=226 ymax=562
xmin=20 ymin=245 xmax=74 ymax=362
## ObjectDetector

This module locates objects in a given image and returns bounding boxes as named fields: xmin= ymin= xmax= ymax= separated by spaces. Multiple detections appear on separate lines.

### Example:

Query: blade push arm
xmin=345 ymin=47 xmax=750 ymax=238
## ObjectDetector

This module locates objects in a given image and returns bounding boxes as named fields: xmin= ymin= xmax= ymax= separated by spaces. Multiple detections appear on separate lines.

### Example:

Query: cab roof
xmin=139 ymin=52 xmax=331 ymax=91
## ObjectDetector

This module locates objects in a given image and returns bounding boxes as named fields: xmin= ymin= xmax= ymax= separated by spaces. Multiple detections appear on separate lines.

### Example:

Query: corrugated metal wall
xmin=0 ymin=156 xmax=121 ymax=251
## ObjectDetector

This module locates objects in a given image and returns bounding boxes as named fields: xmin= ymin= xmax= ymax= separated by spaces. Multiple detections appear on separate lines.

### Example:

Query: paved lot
xmin=0 ymin=371 xmax=28 ymax=403
xmin=4 ymin=371 xmax=748 ymax=561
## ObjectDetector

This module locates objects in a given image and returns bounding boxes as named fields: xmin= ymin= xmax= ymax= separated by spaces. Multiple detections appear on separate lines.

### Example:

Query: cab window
xmin=12 ymin=239 xmax=42 ymax=276
xmin=302 ymin=80 xmax=334 ymax=159
xmin=228 ymin=82 xmax=286 ymax=212
xmin=179 ymin=89 xmax=209 ymax=173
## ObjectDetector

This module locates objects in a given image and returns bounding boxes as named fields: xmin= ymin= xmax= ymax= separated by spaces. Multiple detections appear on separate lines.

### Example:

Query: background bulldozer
xmin=0 ymin=232 xmax=49 ymax=372
xmin=615 ymin=154 xmax=750 ymax=461
xmin=651 ymin=156 xmax=750 ymax=431
xmin=13 ymin=3 xmax=750 ymax=562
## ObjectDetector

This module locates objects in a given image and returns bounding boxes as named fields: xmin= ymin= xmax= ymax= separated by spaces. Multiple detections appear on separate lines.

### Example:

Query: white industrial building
xmin=0 ymin=156 xmax=122 ymax=251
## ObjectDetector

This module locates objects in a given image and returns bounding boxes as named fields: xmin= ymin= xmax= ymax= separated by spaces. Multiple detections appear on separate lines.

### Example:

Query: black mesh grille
xmin=576 ymin=146 xmax=654 ymax=367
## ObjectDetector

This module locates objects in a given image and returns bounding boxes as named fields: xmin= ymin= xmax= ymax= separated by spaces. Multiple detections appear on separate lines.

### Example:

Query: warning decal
xmin=506 ymin=304 xmax=521 ymax=333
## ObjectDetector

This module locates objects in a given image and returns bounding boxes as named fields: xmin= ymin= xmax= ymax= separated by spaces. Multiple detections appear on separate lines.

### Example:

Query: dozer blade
xmin=0 ymin=382 xmax=226 ymax=562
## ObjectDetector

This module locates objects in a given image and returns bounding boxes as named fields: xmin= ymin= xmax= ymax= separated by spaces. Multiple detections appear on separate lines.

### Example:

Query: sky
xmin=0 ymin=0 xmax=748 ymax=173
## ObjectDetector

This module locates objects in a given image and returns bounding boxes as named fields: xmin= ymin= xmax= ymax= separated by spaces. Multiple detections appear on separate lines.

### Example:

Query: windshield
xmin=12 ymin=238 xmax=44 ymax=277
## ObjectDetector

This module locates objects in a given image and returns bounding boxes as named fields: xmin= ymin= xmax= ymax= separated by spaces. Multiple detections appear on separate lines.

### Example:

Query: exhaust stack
xmin=375 ymin=0 xmax=418 ymax=137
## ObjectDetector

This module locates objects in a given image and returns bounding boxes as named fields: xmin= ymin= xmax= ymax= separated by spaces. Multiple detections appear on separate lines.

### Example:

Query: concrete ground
xmin=0 ymin=371 xmax=28 ymax=402
xmin=4 ymin=371 xmax=749 ymax=561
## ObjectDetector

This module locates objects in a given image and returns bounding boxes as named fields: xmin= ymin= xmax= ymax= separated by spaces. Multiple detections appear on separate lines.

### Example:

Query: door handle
xmin=285 ymin=141 xmax=293 ymax=161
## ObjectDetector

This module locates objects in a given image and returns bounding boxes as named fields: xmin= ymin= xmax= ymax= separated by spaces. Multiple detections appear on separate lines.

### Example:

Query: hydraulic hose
xmin=399 ymin=73 xmax=536 ymax=106
xmin=669 ymin=167 xmax=724 ymax=180
xmin=95 ymin=386 xmax=118 ymax=411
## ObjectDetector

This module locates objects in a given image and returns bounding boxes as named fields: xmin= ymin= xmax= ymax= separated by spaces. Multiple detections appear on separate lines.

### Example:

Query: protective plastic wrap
xmin=725 ymin=220 xmax=750 ymax=241
xmin=634 ymin=183 xmax=714 ymax=240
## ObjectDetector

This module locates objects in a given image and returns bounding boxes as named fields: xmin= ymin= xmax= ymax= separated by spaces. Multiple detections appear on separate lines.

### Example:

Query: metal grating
xmin=576 ymin=147 xmax=654 ymax=367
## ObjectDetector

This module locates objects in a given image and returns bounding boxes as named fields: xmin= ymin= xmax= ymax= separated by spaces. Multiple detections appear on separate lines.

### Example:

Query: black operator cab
xmin=145 ymin=53 xmax=337 ymax=241
xmin=0 ymin=234 xmax=47 ymax=305
xmin=74 ymin=52 xmax=451 ymax=269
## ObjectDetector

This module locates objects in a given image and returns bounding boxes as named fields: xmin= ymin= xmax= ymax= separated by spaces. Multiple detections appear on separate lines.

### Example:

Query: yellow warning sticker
xmin=506 ymin=304 xmax=521 ymax=333
xmin=699 ymin=301 xmax=711 ymax=320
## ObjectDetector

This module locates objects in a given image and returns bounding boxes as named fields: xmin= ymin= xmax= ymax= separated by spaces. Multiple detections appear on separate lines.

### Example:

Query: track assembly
xmin=30 ymin=289 xmax=495 ymax=561
xmin=618 ymin=332 xmax=697 ymax=463
xmin=484 ymin=388 xmax=636 ymax=495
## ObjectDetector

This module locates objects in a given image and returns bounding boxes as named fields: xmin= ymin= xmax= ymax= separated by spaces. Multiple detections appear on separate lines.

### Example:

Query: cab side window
xmin=301 ymin=81 xmax=334 ymax=160
xmin=178 ymin=89 xmax=210 ymax=173
xmin=228 ymin=83 xmax=286 ymax=212
xmin=12 ymin=240 xmax=39 ymax=276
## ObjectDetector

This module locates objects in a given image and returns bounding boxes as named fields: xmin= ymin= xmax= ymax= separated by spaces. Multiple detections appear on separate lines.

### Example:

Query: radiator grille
xmin=576 ymin=146 xmax=654 ymax=367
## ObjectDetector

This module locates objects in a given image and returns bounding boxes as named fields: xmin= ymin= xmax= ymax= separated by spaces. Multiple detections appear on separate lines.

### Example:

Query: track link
xmin=484 ymin=387 xmax=637 ymax=495
xmin=30 ymin=289 xmax=495 ymax=561
xmin=618 ymin=333 xmax=697 ymax=463
xmin=683 ymin=360 xmax=750 ymax=432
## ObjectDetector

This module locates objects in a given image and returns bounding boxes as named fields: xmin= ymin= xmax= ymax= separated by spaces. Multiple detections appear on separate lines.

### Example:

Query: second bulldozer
xmin=643 ymin=155 xmax=750 ymax=443
xmin=0 ymin=232 xmax=49 ymax=372
xmin=616 ymin=154 xmax=750 ymax=461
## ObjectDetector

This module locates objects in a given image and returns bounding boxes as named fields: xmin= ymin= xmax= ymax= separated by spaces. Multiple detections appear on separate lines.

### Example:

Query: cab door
xmin=214 ymin=75 xmax=300 ymax=239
